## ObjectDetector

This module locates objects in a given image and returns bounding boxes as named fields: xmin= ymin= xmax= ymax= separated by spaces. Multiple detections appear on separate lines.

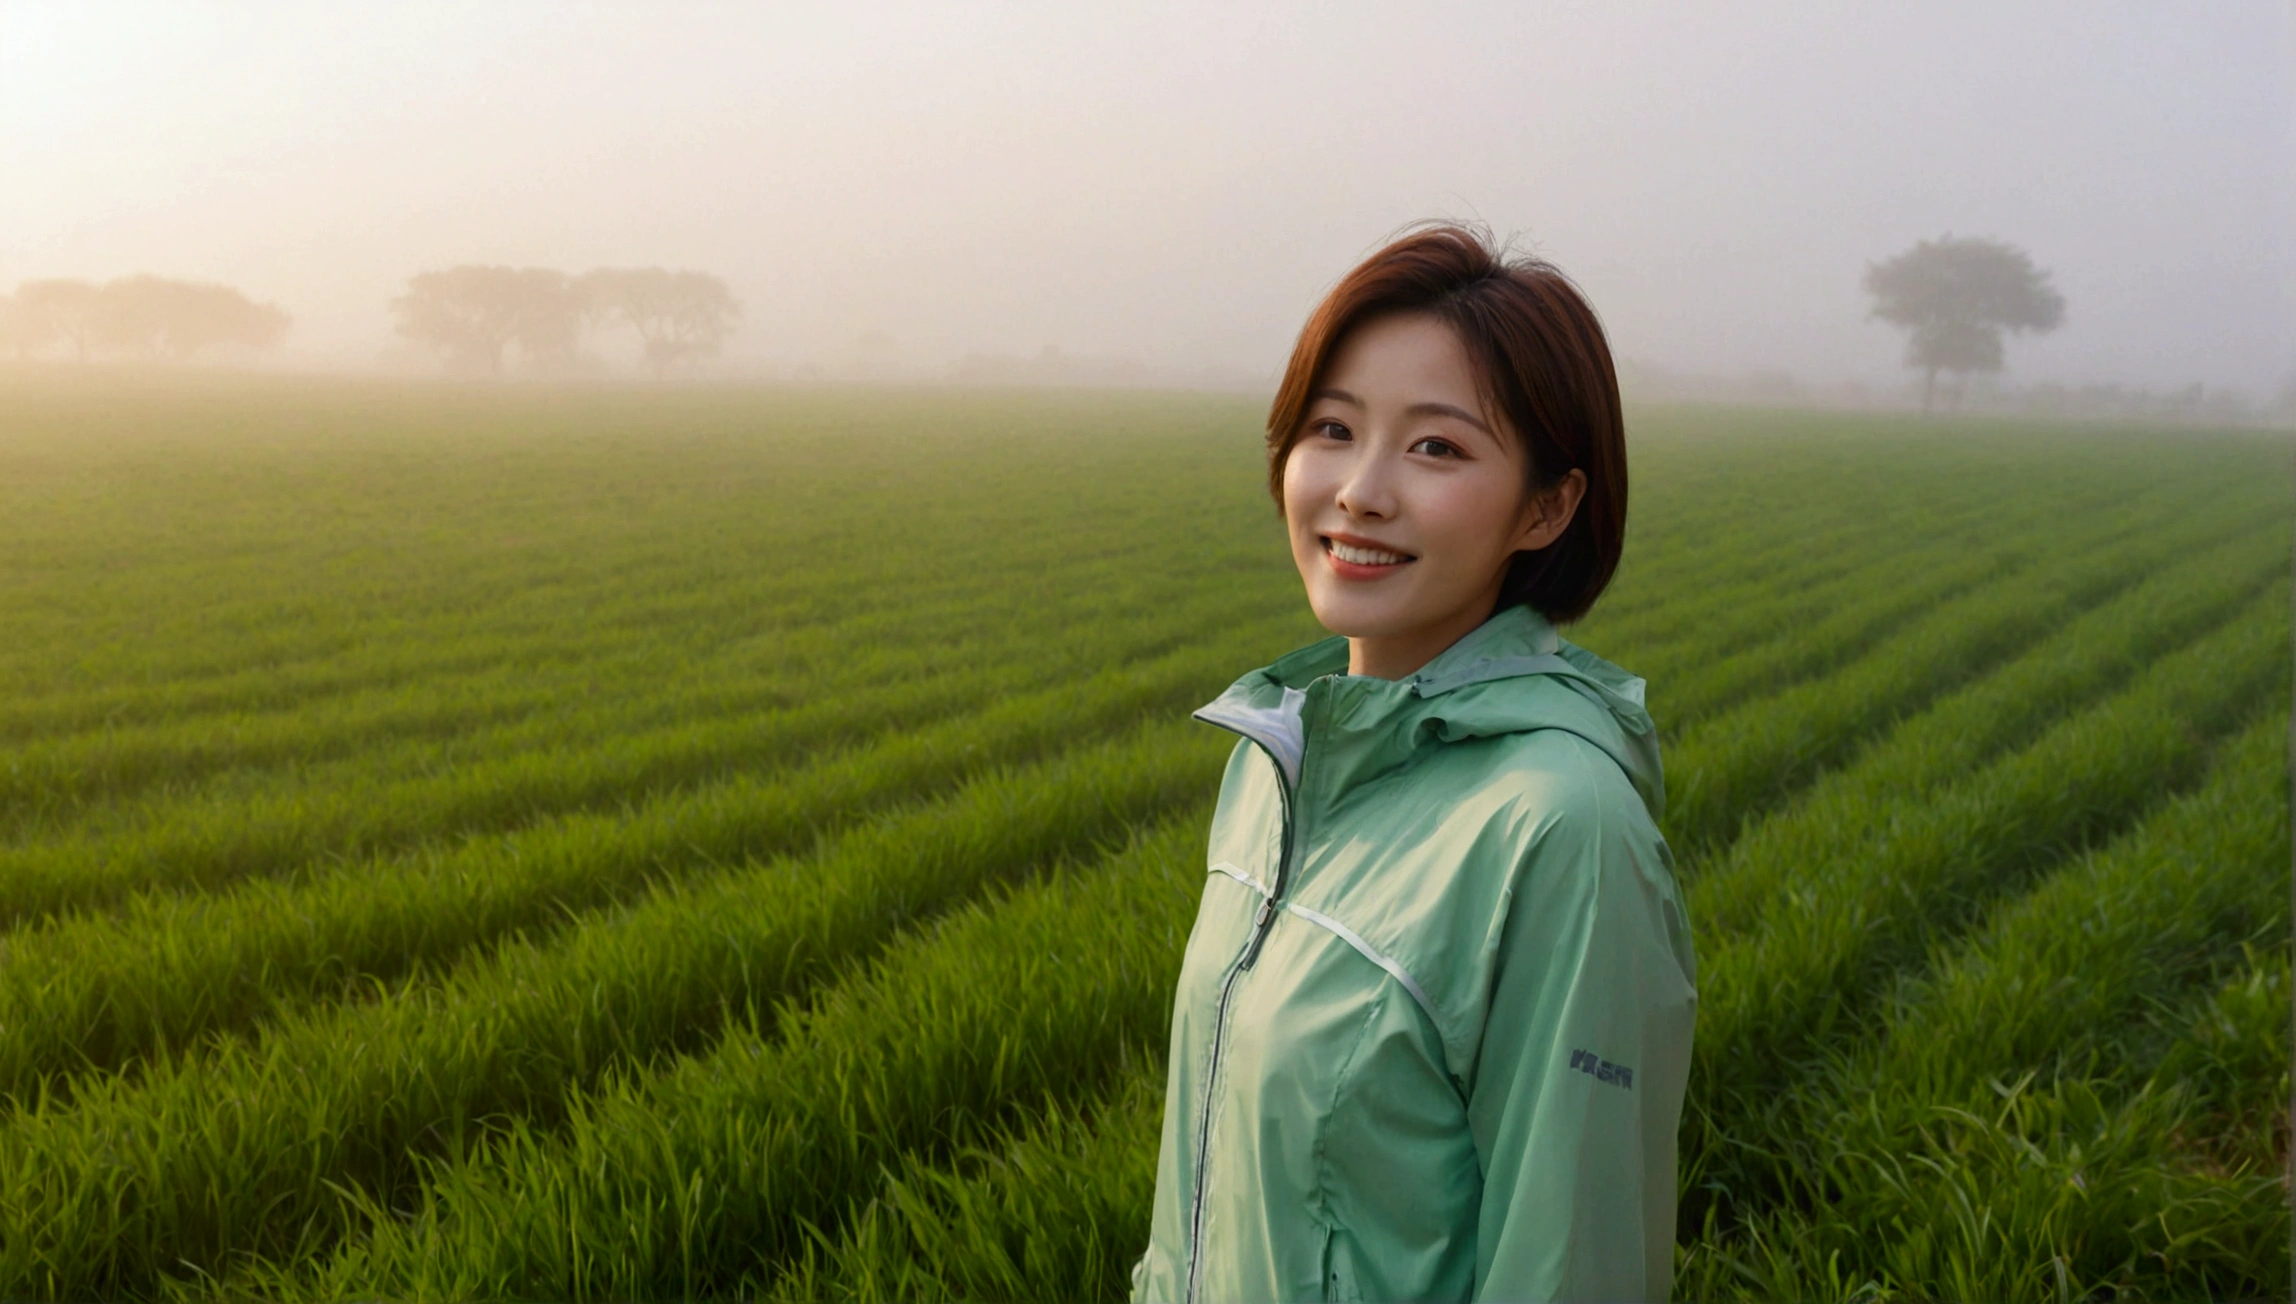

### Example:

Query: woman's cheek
xmin=1417 ymin=474 xmax=1507 ymax=591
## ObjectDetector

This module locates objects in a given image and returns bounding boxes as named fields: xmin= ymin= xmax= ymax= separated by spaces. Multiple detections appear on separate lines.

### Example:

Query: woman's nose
xmin=1334 ymin=451 xmax=1398 ymax=519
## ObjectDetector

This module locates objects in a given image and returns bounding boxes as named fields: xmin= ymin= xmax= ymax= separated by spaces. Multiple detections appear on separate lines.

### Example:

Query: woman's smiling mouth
xmin=1323 ymin=534 xmax=1417 ymax=576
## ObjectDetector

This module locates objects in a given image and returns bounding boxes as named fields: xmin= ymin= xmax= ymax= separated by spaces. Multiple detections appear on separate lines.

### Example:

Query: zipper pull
xmin=1240 ymin=896 xmax=1278 ymax=969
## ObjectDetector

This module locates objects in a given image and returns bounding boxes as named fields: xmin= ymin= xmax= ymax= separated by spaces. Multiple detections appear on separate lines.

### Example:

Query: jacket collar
xmin=1244 ymin=603 xmax=1564 ymax=695
xmin=1193 ymin=604 xmax=1666 ymax=819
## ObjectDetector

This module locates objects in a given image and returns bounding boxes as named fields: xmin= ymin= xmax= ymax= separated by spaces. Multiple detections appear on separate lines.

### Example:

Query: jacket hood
xmin=1192 ymin=603 xmax=1665 ymax=821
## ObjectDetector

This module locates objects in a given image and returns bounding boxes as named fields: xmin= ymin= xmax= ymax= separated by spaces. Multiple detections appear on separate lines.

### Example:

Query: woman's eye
xmin=1410 ymin=437 xmax=1462 ymax=458
xmin=1312 ymin=419 xmax=1351 ymax=441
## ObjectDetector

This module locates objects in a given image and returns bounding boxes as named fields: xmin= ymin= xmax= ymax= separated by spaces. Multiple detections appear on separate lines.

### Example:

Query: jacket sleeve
xmin=1466 ymin=757 xmax=1698 ymax=1304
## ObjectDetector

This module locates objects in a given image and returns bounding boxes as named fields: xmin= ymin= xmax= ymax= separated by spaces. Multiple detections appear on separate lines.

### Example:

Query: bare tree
xmin=578 ymin=268 xmax=741 ymax=378
xmin=12 ymin=279 xmax=105 ymax=361
xmin=1865 ymin=235 xmax=2065 ymax=413
xmin=96 ymin=276 xmax=289 ymax=359
xmin=391 ymin=266 xmax=584 ymax=376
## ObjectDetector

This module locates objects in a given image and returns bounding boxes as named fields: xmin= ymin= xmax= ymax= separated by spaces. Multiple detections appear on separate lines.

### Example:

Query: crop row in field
xmin=758 ymin=636 xmax=2296 ymax=1304
xmin=289 ymin=811 xmax=1217 ymax=1303
xmin=0 ymin=387 xmax=1277 ymax=693
xmin=732 ymin=562 xmax=2296 ymax=1304
xmin=243 ymin=636 xmax=2286 ymax=1303
xmin=1657 ymin=494 xmax=2272 ymax=853
xmin=1689 ymin=532 xmax=2286 ymax=933
xmin=0 ymin=719 xmax=1234 ymax=1298
xmin=8 ymin=471 xmax=1934 ymax=849
xmin=1 ymin=391 xmax=2213 ymax=715
xmin=8 ymin=464 xmax=2247 ymax=1120
xmin=0 ymin=610 xmax=1310 ymax=1102
xmin=0 ymin=588 xmax=1305 ymax=916
xmin=1674 ymin=709 xmax=2293 ymax=1301
xmin=0 ymin=545 xmax=1284 ymax=821
xmin=0 ymin=382 xmax=2284 ymax=1302
xmin=292 ymin=583 xmax=2284 ymax=1304
xmin=1675 ymin=588 xmax=2286 ymax=1233
xmin=5 ymin=425 xmax=2084 ymax=828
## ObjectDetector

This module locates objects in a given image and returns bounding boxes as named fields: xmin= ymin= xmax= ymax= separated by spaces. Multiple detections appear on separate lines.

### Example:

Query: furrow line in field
xmin=0 ymin=572 xmax=1070 ymax=773
xmin=1593 ymin=519 xmax=2018 ymax=699
xmin=272 ymin=813 xmax=1216 ymax=1303
xmin=0 ymin=559 xmax=941 ymax=723
xmin=1787 ymin=709 xmax=2286 ymax=1184
xmin=2 ymin=420 xmax=2136 ymax=744
xmin=1674 ymin=711 xmax=2289 ymax=1299
xmin=1685 ymin=537 xmax=2287 ymax=927
xmin=2145 ymin=947 xmax=2294 ymax=1195
xmin=1654 ymin=502 xmax=2261 ymax=859
xmin=0 ymin=725 xmax=1228 ymax=1300
xmin=0 ymin=449 xmax=1289 ymax=723
xmin=1622 ymin=468 xmax=2257 ymax=744
xmin=0 ymin=602 xmax=1305 ymax=921
xmin=0 ymin=618 xmax=1301 ymax=1096
xmin=1679 ymin=945 xmax=2293 ymax=1304
xmin=1648 ymin=539 xmax=2020 ymax=731
xmin=1644 ymin=492 xmax=2265 ymax=733
xmin=1578 ymin=471 xmax=2024 ymax=644
xmin=353 ymin=596 xmax=2277 ymax=1304
xmin=1589 ymin=428 xmax=2121 ymax=610
xmin=724 ymin=606 xmax=2294 ymax=1304
xmin=744 ymin=703 xmax=2296 ymax=1304
xmin=0 ymin=459 xmax=1202 ymax=692
xmin=0 ymin=574 xmax=1302 ymax=831
xmin=1673 ymin=598 xmax=2288 ymax=1237
xmin=0 ymin=532 xmax=1288 ymax=748
xmin=1583 ymin=462 xmax=2158 ymax=672
xmin=762 ymin=1064 xmax=1169 ymax=1304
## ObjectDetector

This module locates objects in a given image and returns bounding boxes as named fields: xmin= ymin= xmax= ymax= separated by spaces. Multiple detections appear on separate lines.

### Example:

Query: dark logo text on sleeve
xmin=1568 ymin=1048 xmax=1633 ymax=1089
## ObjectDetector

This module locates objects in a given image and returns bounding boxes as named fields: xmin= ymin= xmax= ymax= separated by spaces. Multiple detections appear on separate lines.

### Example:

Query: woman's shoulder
xmin=1471 ymin=727 xmax=1689 ymax=965
xmin=1446 ymin=725 xmax=1676 ymax=918
xmin=1479 ymin=724 xmax=1659 ymax=836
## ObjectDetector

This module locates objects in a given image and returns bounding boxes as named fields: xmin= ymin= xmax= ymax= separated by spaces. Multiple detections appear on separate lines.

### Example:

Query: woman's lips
xmin=1322 ymin=535 xmax=1415 ymax=579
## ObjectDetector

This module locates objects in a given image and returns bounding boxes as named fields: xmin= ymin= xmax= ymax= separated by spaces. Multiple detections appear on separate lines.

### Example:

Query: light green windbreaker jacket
xmin=1130 ymin=604 xmax=1698 ymax=1304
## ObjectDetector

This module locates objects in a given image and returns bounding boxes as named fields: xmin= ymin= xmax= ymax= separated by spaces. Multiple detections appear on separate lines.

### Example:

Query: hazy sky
xmin=5 ymin=2 xmax=2290 ymax=392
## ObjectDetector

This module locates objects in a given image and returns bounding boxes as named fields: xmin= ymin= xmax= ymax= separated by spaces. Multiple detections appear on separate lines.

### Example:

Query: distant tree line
xmin=0 ymin=276 xmax=289 ymax=362
xmin=391 ymin=266 xmax=740 ymax=378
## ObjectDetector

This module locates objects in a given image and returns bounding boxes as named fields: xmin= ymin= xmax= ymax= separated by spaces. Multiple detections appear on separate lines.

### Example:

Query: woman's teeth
xmin=1327 ymin=539 xmax=1409 ymax=566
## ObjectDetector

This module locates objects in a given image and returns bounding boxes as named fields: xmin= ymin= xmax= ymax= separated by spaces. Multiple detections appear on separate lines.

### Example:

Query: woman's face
xmin=1281 ymin=311 xmax=1583 ymax=680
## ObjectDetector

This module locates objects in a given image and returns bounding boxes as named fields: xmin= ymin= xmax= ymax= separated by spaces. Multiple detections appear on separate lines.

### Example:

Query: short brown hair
xmin=1266 ymin=222 xmax=1627 ymax=624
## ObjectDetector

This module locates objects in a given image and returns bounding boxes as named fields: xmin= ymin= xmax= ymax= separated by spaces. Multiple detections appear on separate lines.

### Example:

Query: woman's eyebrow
xmin=1405 ymin=401 xmax=1493 ymax=435
xmin=1309 ymin=387 xmax=1494 ymax=436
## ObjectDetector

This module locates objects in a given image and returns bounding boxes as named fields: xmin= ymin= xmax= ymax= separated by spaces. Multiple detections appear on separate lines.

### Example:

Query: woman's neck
xmin=1344 ymin=594 xmax=1503 ymax=680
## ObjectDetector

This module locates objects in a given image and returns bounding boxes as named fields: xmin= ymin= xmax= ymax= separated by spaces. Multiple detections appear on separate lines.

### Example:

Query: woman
xmin=1129 ymin=224 xmax=1698 ymax=1304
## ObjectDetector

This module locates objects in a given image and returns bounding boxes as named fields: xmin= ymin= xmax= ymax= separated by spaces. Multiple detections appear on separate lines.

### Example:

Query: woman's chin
xmin=1305 ymin=603 xmax=1427 ymax=643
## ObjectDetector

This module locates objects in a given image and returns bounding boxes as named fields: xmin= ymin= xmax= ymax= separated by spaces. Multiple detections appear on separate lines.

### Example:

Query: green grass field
xmin=0 ymin=373 xmax=2287 ymax=1302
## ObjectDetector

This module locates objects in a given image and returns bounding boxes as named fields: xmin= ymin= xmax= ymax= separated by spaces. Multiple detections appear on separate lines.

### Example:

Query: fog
xmin=4 ymin=2 xmax=2290 ymax=398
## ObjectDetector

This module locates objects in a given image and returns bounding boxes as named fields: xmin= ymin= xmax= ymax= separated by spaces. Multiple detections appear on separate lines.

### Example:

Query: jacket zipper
xmin=1183 ymin=709 xmax=1306 ymax=1304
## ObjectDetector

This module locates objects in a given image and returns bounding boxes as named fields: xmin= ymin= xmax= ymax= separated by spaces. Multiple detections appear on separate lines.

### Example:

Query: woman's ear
xmin=1510 ymin=468 xmax=1586 ymax=552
